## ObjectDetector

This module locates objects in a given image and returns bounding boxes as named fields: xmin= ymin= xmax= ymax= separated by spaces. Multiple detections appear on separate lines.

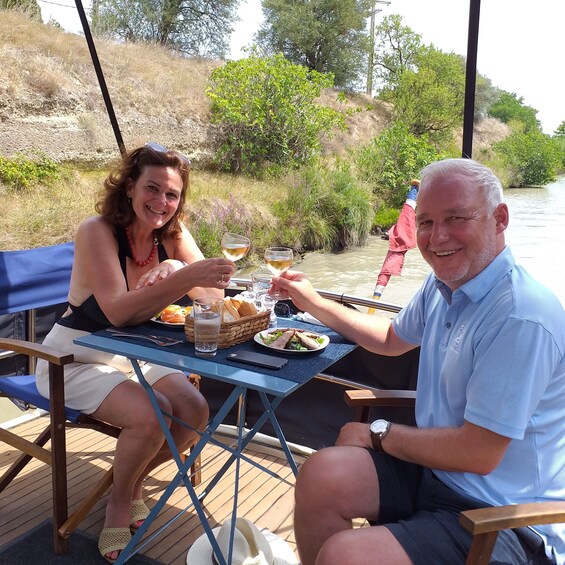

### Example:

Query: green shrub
xmin=274 ymin=161 xmax=373 ymax=252
xmin=494 ymin=130 xmax=561 ymax=186
xmin=0 ymin=151 xmax=60 ymax=191
xmin=373 ymin=207 xmax=400 ymax=232
xmin=354 ymin=122 xmax=446 ymax=207
xmin=207 ymin=53 xmax=345 ymax=177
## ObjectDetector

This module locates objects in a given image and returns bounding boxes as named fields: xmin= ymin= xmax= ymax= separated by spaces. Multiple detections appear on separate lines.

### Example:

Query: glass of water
xmin=192 ymin=296 xmax=223 ymax=357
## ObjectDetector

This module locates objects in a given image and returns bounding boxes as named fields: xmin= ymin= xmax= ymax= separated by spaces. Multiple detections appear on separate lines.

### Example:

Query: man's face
xmin=416 ymin=172 xmax=508 ymax=291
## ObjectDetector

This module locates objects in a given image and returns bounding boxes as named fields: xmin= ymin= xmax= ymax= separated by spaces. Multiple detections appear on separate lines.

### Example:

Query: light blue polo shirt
xmin=392 ymin=246 xmax=565 ymax=563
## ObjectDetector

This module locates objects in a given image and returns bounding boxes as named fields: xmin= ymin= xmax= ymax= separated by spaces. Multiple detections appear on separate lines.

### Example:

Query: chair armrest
xmin=344 ymin=389 xmax=416 ymax=407
xmin=0 ymin=338 xmax=74 ymax=366
xmin=460 ymin=501 xmax=565 ymax=534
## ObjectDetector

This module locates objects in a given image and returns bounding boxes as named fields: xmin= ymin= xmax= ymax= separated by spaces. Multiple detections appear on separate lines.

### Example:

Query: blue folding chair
xmin=0 ymin=243 xmax=121 ymax=553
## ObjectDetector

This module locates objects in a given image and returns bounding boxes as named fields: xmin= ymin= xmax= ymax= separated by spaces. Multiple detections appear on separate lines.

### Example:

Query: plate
xmin=151 ymin=316 xmax=185 ymax=327
xmin=151 ymin=305 xmax=190 ymax=326
xmin=254 ymin=328 xmax=329 ymax=354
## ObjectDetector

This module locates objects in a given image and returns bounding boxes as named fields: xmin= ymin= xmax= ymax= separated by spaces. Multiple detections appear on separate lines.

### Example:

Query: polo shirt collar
xmin=434 ymin=246 xmax=515 ymax=304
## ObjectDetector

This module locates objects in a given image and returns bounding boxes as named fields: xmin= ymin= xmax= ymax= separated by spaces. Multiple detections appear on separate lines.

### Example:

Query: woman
xmin=36 ymin=143 xmax=235 ymax=562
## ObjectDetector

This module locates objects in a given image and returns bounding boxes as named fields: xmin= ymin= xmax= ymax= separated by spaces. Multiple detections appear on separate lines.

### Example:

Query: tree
xmin=554 ymin=121 xmax=565 ymax=137
xmin=383 ymin=46 xmax=467 ymax=144
xmin=488 ymin=91 xmax=540 ymax=133
xmin=371 ymin=14 xmax=422 ymax=95
xmin=255 ymin=0 xmax=371 ymax=90
xmin=94 ymin=0 xmax=239 ymax=59
xmin=207 ymin=53 xmax=345 ymax=176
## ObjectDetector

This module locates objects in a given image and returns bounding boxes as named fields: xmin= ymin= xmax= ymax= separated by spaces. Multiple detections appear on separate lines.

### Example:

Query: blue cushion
xmin=0 ymin=375 xmax=83 ymax=423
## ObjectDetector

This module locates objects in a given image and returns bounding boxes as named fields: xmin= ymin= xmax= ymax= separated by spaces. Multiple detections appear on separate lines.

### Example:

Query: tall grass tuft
xmin=275 ymin=160 xmax=373 ymax=252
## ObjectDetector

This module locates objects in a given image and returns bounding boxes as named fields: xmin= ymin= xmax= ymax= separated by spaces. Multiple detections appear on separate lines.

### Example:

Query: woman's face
xmin=126 ymin=165 xmax=183 ymax=230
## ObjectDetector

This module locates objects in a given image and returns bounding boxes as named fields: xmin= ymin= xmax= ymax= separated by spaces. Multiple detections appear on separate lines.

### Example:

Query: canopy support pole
xmin=462 ymin=0 xmax=481 ymax=159
xmin=75 ymin=0 xmax=126 ymax=157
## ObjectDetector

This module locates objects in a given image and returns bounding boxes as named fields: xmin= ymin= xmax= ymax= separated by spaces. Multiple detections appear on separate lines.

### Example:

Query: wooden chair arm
xmin=344 ymin=388 xmax=417 ymax=407
xmin=0 ymin=337 xmax=74 ymax=366
xmin=461 ymin=501 xmax=565 ymax=565
xmin=344 ymin=389 xmax=416 ymax=423
xmin=460 ymin=501 xmax=565 ymax=534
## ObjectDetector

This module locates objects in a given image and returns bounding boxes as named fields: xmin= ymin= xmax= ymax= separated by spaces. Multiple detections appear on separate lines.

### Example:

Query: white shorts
xmin=36 ymin=323 xmax=177 ymax=414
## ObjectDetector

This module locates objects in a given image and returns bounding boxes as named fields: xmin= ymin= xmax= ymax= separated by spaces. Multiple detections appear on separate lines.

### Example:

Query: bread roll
xmin=222 ymin=298 xmax=240 ymax=322
xmin=237 ymin=300 xmax=257 ymax=317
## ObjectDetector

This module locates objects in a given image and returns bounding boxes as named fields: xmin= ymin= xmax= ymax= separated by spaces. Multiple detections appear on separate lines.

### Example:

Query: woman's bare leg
xmin=91 ymin=380 xmax=170 ymax=560
xmin=131 ymin=372 xmax=209 ymax=499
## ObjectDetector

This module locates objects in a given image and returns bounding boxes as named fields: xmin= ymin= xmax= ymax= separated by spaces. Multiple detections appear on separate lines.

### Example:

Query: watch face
xmin=370 ymin=420 xmax=388 ymax=434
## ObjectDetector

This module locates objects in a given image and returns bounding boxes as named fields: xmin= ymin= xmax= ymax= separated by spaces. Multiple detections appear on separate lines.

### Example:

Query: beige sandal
xmin=98 ymin=527 xmax=131 ymax=563
xmin=130 ymin=499 xmax=150 ymax=532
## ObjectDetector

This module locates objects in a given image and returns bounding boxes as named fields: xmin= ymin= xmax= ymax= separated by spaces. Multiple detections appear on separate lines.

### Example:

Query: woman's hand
xmin=183 ymin=258 xmax=236 ymax=290
xmin=136 ymin=259 xmax=185 ymax=289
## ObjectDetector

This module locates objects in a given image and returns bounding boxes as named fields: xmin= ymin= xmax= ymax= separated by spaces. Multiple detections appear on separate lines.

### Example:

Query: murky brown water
xmin=297 ymin=177 xmax=565 ymax=307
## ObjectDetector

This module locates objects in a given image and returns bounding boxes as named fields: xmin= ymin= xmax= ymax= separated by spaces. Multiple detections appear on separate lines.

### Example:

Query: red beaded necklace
xmin=125 ymin=226 xmax=158 ymax=267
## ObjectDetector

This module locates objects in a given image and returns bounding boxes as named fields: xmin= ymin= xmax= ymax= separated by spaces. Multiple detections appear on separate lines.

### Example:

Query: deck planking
xmin=0 ymin=415 xmax=304 ymax=564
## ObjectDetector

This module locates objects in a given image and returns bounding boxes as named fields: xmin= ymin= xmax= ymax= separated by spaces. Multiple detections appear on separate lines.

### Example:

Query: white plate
xmin=254 ymin=328 xmax=329 ymax=354
xmin=150 ymin=316 xmax=185 ymax=327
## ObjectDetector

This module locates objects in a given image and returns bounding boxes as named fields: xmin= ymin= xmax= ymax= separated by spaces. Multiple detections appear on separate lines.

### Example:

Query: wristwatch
xmin=370 ymin=419 xmax=391 ymax=453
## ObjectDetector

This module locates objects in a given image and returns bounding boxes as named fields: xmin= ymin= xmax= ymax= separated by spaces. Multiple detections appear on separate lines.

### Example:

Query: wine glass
xmin=264 ymin=246 xmax=293 ymax=300
xmin=221 ymin=233 xmax=250 ymax=262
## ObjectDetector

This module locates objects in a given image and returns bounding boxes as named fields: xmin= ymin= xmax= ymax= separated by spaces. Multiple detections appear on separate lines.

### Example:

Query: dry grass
xmin=0 ymin=11 xmax=217 ymax=121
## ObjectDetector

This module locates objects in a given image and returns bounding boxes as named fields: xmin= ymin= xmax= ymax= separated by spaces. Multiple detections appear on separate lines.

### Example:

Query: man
xmin=272 ymin=159 xmax=565 ymax=565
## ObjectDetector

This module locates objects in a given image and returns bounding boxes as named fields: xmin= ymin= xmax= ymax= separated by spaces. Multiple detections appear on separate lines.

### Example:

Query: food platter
xmin=254 ymin=328 xmax=329 ymax=354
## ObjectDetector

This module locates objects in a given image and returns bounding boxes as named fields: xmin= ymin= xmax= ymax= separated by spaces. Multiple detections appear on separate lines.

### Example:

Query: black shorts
xmin=370 ymin=451 xmax=555 ymax=565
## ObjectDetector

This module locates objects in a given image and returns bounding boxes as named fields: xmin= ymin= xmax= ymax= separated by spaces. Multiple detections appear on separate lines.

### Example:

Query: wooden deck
xmin=0 ymin=414 xmax=305 ymax=564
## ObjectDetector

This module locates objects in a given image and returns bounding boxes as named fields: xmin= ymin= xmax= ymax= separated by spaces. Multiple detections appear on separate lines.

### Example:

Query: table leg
xmin=114 ymin=361 xmax=246 ymax=565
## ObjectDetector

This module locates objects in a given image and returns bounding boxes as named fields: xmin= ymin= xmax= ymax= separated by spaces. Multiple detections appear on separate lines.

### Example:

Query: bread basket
xmin=185 ymin=309 xmax=271 ymax=349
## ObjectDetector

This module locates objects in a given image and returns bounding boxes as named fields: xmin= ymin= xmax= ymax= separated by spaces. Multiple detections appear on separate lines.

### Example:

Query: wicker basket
xmin=185 ymin=309 xmax=271 ymax=349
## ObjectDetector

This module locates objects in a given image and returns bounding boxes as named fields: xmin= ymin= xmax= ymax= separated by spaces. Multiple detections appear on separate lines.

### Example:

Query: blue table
xmin=75 ymin=318 xmax=356 ymax=564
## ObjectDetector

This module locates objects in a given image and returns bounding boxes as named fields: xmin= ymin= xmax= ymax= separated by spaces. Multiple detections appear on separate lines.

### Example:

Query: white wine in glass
xmin=221 ymin=233 xmax=250 ymax=262
xmin=264 ymin=247 xmax=293 ymax=299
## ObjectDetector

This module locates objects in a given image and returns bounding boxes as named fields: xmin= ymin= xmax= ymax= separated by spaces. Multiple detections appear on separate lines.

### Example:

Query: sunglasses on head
xmin=141 ymin=141 xmax=191 ymax=166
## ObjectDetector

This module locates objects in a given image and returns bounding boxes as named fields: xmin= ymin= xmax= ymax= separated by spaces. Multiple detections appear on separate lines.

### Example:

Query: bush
xmin=0 ymin=151 xmax=60 ymax=191
xmin=354 ymin=122 xmax=446 ymax=207
xmin=494 ymin=130 xmax=562 ymax=186
xmin=274 ymin=161 xmax=373 ymax=252
xmin=207 ymin=53 xmax=345 ymax=177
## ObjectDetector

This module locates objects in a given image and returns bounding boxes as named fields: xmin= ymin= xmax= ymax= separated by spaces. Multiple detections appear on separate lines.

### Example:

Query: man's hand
xmin=271 ymin=270 xmax=322 ymax=313
xmin=335 ymin=422 xmax=373 ymax=448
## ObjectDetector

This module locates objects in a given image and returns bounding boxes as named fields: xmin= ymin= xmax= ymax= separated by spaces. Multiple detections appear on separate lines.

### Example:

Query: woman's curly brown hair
xmin=95 ymin=145 xmax=190 ymax=240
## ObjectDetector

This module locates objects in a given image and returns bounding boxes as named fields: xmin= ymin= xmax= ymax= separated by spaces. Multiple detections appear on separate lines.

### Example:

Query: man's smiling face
xmin=416 ymin=172 xmax=508 ymax=291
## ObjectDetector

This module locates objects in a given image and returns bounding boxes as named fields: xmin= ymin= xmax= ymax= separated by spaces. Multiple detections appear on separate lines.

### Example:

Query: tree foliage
xmin=207 ymin=53 xmax=345 ymax=176
xmin=488 ymin=91 xmax=540 ymax=133
xmin=255 ymin=0 xmax=371 ymax=90
xmin=93 ymin=0 xmax=239 ymax=58
xmin=383 ymin=47 xmax=466 ymax=144
xmin=371 ymin=14 xmax=422 ymax=94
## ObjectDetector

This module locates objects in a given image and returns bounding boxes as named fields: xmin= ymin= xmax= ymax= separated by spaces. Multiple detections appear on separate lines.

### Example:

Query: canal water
xmin=298 ymin=176 xmax=565 ymax=307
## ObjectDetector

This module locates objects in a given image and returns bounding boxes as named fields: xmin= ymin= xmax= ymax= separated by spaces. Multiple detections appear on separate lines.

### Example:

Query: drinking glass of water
xmin=192 ymin=296 xmax=223 ymax=357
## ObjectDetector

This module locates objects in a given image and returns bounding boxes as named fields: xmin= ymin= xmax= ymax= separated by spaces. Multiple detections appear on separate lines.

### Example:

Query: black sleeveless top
xmin=57 ymin=226 xmax=168 ymax=332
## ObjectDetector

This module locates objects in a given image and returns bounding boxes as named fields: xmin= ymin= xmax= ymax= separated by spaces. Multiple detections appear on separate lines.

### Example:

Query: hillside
xmin=0 ymin=11 xmax=508 ymax=167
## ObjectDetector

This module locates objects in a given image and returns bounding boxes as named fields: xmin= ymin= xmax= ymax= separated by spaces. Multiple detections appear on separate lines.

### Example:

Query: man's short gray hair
xmin=420 ymin=158 xmax=503 ymax=213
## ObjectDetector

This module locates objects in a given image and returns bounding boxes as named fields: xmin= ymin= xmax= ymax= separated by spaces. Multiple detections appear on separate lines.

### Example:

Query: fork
xmin=106 ymin=329 xmax=182 ymax=347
